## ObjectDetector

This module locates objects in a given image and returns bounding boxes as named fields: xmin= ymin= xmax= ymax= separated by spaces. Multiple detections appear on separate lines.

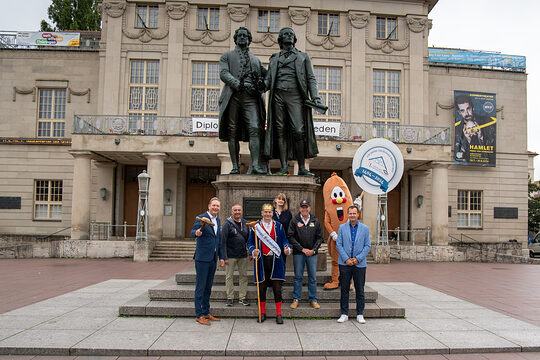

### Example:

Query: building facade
xmin=0 ymin=0 xmax=529 ymax=257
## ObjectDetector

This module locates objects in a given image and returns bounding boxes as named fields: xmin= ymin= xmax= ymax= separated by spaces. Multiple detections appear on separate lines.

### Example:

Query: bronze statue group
xmin=219 ymin=26 xmax=326 ymax=177
xmin=191 ymin=194 xmax=371 ymax=325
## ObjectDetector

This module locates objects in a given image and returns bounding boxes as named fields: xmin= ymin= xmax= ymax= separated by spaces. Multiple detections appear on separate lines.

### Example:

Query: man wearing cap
xmin=288 ymin=199 xmax=324 ymax=309
xmin=248 ymin=204 xmax=292 ymax=324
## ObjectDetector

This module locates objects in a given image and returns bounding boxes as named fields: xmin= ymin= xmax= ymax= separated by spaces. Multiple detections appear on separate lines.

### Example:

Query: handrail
xmin=72 ymin=115 xmax=451 ymax=145
xmin=36 ymin=226 xmax=71 ymax=241
xmin=392 ymin=227 xmax=431 ymax=246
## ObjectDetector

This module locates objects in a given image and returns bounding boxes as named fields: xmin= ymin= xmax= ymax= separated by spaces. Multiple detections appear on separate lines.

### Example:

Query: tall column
xmin=165 ymin=2 xmax=188 ymax=116
xmin=431 ymin=162 xmax=449 ymax=245
xmin=218 ymin=153 xmax=233 ymax=175
xmin=409 ymin=170 xmax=428 ymax=242
xmin=144 ymin=153 xmax=167 ymax=242
xmin=70 ymin=151 xmax=92 ymax=240
xmin=176 ymin=165 xmax=187 ymax=237
xmin=163 ymin=163 xmax=180 ymax=238
xmin=95 ymin=161 xmax=117 ymax=224
xmin=349 ymin=11 xmax=369 ymax=123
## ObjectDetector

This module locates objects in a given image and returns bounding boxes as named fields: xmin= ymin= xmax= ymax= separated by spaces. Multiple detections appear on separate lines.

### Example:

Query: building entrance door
xmin=123 ymin=166 xmax=146 ymax=237
xmin=184 ymin=167 xmax=219 ymax=238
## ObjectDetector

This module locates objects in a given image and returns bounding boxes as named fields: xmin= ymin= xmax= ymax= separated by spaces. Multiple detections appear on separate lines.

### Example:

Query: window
xmin=258 ymin=10 xmax=279 ymax=32
xmin=136 ymin=5 xmax=159 ymax=28
xmin=37 ymin=89 xmax=66 ymax=138
xmin=190 ymin=62 xmax=220 ymax=117
xmin=376 ymin=17 xmax=397 ymax=40
xmin=318 ymin=13 xmax=339 ymax=36
xmin=34 ymin=180 xmax=62 ymax=220
xmin=372 ymin=70 xmax=400 ymax=139
xmin=457 ymin=190 xmax=483 ymax=228
xmin=128 ymin=60 xmax=159 ymax=133
xmin=197 ymin=7 xmax=219 ymax=30
xmin=314 ymin=67 xmax=342 ymax=122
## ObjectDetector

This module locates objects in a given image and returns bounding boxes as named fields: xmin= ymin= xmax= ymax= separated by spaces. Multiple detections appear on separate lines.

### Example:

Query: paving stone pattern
xmin=0 ymin=279 xmax=539 ymax=356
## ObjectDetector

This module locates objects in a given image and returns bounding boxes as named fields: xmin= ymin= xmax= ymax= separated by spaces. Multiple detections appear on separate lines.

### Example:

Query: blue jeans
xmin=293 ymin=253 xmax=317 ymax=302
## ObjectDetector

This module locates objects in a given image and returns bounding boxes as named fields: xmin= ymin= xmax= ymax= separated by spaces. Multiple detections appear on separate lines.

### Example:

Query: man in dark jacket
xmin=221 ymin=204 xmax=251 ymax=306
xmin=287 ymin=200 xmax=324 ymax=308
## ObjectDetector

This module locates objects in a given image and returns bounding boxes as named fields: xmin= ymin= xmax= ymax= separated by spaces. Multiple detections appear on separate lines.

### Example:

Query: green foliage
xmin=40 ymin=0 xmax=101 ymax=31
xmin=528 ymin=178 xmax=540 ymax=234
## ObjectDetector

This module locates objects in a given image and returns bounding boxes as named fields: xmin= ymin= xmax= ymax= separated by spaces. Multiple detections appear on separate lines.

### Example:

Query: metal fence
xmin=90 ymin=222 xmax=136 ymax=241
xmin=73 ymin=115 xmax=451 ymax=145
xmin=391 ymin=227 xmax=431 ymax=245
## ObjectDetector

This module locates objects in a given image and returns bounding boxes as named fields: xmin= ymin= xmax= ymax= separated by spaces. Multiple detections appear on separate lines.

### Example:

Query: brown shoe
xmin=203 ymin=313 xmax=221 ymax=321
xmin=196 ymin=317 xmax=211 ymax=325
xmin=310 ymin=301 xmax=321 ymax=309
xmin=289 ymin=299 xmax=299 ymax=309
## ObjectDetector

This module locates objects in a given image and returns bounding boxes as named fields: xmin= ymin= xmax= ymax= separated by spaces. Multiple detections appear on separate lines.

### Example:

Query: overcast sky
xmin=1 ymin=0 xmax=539 ymax=179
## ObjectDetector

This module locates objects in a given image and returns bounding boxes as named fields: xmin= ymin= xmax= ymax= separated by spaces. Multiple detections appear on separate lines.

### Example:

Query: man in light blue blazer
xmin=335 ymin=205 xmax=371 ymax=324
xmin=190 ymin=197 xmax=225 ymax=325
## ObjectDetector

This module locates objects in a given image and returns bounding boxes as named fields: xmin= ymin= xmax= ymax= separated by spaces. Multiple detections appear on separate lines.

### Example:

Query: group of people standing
xmin=190 ymin=194 xmax=371 ymax=326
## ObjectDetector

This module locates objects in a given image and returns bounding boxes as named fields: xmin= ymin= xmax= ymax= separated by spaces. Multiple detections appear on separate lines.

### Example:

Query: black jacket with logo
xmin=221 ymin=217 xmax=250 ymax=259
xmin=287 ymin=212 xmax=324 ymax=255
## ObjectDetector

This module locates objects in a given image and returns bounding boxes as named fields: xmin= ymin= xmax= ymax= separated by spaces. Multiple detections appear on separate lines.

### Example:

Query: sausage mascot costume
xmin=323 ymin=172 xmax=353 ymax=290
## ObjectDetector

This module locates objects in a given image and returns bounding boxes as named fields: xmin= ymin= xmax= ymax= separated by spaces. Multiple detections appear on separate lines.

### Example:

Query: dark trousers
xmin=194 ymin=259 xmax=217 ymax=318
xmin=226 ymin=92 xmax=261 ymax=139
xmin=339 ymin=265 xmax=366 ymax=316
xmin=259 ymin=255 xmax=283 ymax=304
xmin=273 ymin=88 xmax=305 ymax=141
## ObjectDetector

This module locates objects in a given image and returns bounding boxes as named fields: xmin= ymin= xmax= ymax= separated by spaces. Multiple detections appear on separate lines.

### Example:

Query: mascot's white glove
xmin=330 ymin=231 xmax=337 ymax=241
xmin=354 ymin=196 xmax=363 ymax=210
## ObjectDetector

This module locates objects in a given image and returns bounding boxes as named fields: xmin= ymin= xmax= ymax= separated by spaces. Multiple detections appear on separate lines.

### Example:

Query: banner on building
xmin=313 ymin=121 xmax=340 ymax=137
xmin=192 ymin=117 xmax=218 ymax=132
xmin=16 ymin=32 xmax=80 ymax=47
xmin=429 ymin=48 xmax=525 ymax=70
xmin=453 ymin=90 xmax=496 ymax=167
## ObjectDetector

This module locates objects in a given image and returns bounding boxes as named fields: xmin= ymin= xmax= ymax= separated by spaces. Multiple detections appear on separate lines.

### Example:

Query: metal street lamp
xmin=136 ymin=170 xmax=150 ymax=242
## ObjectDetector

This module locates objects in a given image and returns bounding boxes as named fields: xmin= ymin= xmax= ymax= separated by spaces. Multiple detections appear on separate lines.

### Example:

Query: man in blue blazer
xmin=335 ymin=205 xmax=371 ymax=324
xmin=190 ymin=197 xmax=225 ymax=325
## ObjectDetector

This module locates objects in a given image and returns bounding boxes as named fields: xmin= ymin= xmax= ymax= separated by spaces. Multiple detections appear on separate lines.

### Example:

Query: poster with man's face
xmin=453 ymin=90 xmax=497 ymax=167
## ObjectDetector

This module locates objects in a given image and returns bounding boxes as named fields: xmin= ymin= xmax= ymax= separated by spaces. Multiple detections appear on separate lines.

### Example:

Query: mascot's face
xmin=323 ymin=174 xmax=352 ymax=222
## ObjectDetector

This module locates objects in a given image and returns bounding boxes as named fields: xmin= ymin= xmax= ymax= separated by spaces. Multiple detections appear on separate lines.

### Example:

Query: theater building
xmin=0 ymin=0 xmax=530 ymax=260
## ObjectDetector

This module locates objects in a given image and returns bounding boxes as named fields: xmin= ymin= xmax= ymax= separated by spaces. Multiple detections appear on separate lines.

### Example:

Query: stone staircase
xmin=119 ymin=266 xmax=405 ymax=319
xmin=149 ymin=239 xmax=196 ymax=261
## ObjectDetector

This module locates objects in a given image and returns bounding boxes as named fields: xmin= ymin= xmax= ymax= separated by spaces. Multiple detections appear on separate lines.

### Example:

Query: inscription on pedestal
xmin=243 ymin=197 xmax=273 ymax=221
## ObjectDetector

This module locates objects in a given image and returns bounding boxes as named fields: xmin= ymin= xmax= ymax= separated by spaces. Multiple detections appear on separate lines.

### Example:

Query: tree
xmin=528 ymin=178 xmax=540 ymax=235
xmin=40 ymin=0 xmax=101 ymax=32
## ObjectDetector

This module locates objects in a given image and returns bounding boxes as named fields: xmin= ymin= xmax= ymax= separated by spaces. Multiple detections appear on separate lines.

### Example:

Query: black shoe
xmin=298 ymin=168 xmax=315 ymax=177
xmin=226 ymin=299 xmax=233 ymax=307
xmin=229 ymin=168 xmax=240 ymax=174
xmin=276 ymin=315 xmax=283 ymax=324
xmin=239 ymin=299 xmax=250 ymax=306
xmin=258 ymin=313 xmax=266 ymax=323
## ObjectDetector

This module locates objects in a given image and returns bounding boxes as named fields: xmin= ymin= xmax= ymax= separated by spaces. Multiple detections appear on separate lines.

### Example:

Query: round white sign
xmin=352 ymin=138 xmax=404 ymax=195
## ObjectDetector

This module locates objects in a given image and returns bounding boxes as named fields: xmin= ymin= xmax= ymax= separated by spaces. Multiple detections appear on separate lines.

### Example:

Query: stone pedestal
xmin=213 ymin=174 xmax=320 ymax=221
xmin=213 ymin=174 xmax=326 ymax=268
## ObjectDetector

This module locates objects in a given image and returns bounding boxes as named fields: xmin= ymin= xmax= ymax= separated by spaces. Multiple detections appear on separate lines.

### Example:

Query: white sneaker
xmin=357 ymin=315 xmax=366 ymax=324
xmin=337 ymin=314 xmax=348 ymax=323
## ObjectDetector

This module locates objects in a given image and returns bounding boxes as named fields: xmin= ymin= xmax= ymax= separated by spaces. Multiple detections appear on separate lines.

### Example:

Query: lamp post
xmin=136 ymin=170 xmax=150 ymax=242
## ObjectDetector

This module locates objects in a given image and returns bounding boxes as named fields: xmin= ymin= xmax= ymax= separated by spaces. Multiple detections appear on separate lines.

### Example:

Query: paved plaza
xmin=0 ymin=259 xmax=540 ymax=359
